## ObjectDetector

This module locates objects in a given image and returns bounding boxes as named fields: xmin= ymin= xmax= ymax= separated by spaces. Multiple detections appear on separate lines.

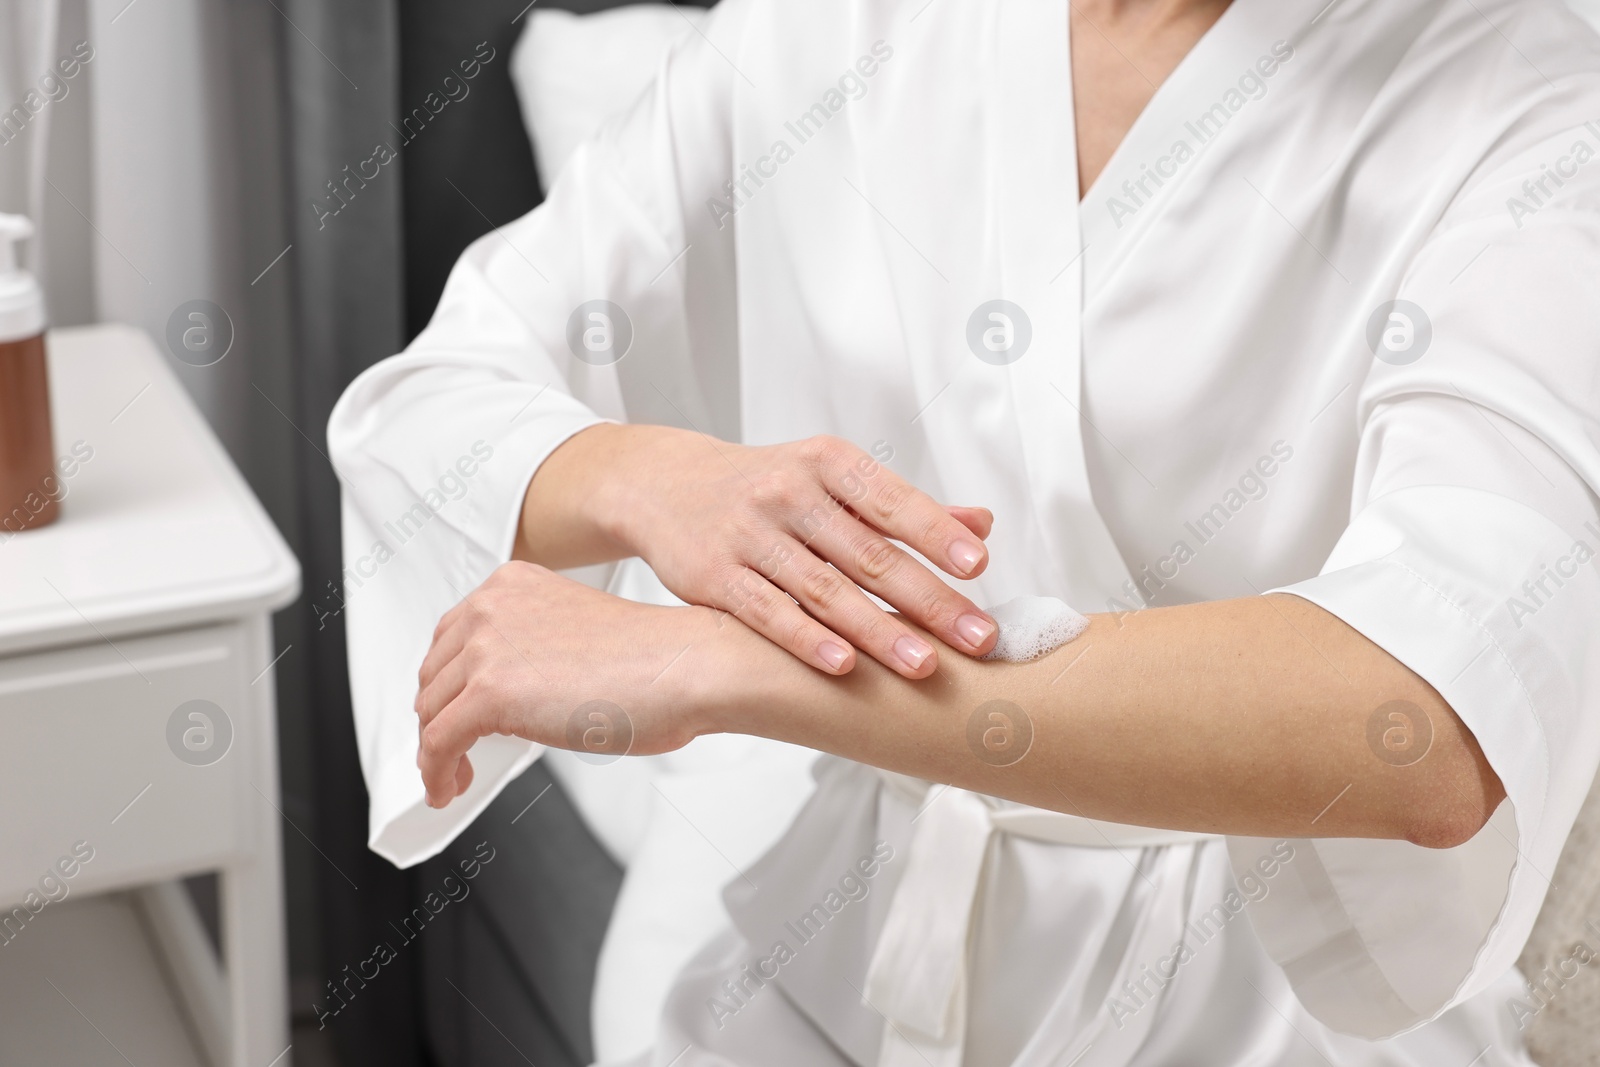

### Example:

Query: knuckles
xmin=799 ymin=565 xmax=847 ymax=610
xmin=855 ymin=536 xmax=900 ymax=581
xmin=913 ymin=512 xmax=952 ymax=553
xmin=912 ymin=583 xmax=954 ymax=625
xmin=780 ymin=608 xmax=817 ymax=651
xmin=869 ymin=479 xmax=915 ymax=522
xmin=486 ymin=558 xmax=546 ymax=593
xmin=417 ymin=725 xmax=450 ymax=763
xmin=464 ymin=560 xmax=559 ymax=622
xmin=795 ymin=434 xmax=849 ymax=470
xmin=748 ymin=470 xmax=804 ymax=512
xmin=731 ymin=576 xmax=776 ymax=624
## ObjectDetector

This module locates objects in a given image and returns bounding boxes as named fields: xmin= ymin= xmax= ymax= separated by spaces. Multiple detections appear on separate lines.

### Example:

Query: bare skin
xmin=1071 ymin=0 xmax=1234 ymax=195
xmin=416 ymin=564 xmax=1503 ymax=849
xmin=424 ymin=0 xmax=1507 ymax=846
xmin=516 ymin=425 xmax=1001 ymax=679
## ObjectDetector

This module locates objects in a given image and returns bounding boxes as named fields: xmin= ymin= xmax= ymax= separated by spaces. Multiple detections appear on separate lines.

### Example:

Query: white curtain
xmin=0 ymin=0 xmax=289 ymax=461
xmin=0 ymin=0 xmax=60 ymax=285
xmin=83 ymin=0 xmax=259 ymax=456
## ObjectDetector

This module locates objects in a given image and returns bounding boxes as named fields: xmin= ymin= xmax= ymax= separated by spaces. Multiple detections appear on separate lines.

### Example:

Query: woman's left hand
xmin=414 ymin=561 xmax=723 ymax=808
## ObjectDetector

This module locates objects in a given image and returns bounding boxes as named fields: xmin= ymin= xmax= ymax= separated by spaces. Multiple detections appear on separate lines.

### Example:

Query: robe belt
xmin=864 ymin=771 xmax=1218 ymax=1067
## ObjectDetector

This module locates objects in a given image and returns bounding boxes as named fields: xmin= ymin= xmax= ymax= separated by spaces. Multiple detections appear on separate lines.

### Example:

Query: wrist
xmin=680 ymin=605 xmax=791 ymax=739
xmin=584 ymin=423 xmax=689 ymax=559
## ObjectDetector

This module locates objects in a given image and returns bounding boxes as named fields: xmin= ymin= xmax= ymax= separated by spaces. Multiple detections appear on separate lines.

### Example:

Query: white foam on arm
xmin=979 ymin=595 xmax=1090 ymax=663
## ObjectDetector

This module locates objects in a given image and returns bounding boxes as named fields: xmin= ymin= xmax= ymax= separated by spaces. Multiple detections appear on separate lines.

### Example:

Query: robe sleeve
xmin=324 ymin=1 xmax=747 ymax=868
xmin=1233 ymin=113 xmax=1600 ymax=1038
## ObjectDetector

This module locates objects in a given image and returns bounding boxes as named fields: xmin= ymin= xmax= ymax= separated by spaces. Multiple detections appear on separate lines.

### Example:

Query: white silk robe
xmin=327 ymin=0 xmax=1600 ymax=1063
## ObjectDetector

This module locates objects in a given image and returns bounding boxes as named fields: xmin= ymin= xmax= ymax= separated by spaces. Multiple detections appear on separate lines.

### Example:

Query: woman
xmin=329 ymin=0 xmax=1600 ymax=1063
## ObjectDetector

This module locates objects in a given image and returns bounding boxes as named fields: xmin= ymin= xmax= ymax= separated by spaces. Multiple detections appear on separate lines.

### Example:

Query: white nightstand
xmin=0 ymin=325 xmax=301 ymax=1067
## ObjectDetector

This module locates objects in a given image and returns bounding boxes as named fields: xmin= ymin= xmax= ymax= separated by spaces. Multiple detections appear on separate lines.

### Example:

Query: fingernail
xmin=955 ymin=613 xmax=996 ymax=648
xmin=818 ymin=641 xmax=851 ymax=671
xmin=948 ymin=539 xmax=984 ymax=575
xmin=895 ymin=635 xmax=934 ymax=672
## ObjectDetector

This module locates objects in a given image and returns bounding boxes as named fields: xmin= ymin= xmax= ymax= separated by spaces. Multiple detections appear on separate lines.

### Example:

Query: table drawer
xmin=0 ymin=623 xmax=253 ymax=906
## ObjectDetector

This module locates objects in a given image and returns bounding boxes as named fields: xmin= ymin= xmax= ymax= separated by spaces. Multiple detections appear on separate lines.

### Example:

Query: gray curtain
xmin=267 ymin=2 xmax=699 ymax=1062
xmin=278 ymin=2 xmax=632 ymax=1063
xmin=276 ymin=1 xmax=422 ymax=1064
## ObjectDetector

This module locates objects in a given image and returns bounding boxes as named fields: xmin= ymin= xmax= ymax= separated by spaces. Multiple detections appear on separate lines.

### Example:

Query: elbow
xmin=1387 ymin=696 xmax=1508 ymax=850
xmin=1402 ymin=756 xmax=1506 ymax=851
xmin=1405 ymin=802 xmax=1491 ymax=850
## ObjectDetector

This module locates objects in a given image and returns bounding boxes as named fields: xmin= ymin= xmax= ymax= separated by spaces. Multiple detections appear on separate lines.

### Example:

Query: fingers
xmin=764 ymin=534 xmax=946 ymax=678
xmin=415 ymin=633 xmax=476 ymax=807
xmin=418 ymin=615 xmax=468 ymax=693
xmin=864 ymin=504 xmax=992 ymax=543
xmin=800 ymin=514 xmax=996 ymax=660
xmin=816 ymin=450 xmax=990 ymax=581
xmin=718 ymin=564 xmax=862 ymax=676
xmin=856 ymin=504 xmax=992 ymax=544
xmin=419 ymin=690 xmax=490 ymax=807
xmin=946 ymin=505 xmax=994 ymax=541
xmin=416 ymin=654 xmax=469 ymax=733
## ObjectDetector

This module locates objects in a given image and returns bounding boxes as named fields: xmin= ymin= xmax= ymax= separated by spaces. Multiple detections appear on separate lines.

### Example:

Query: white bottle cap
xmin=0 ymin=213 xmax=46 ymax=343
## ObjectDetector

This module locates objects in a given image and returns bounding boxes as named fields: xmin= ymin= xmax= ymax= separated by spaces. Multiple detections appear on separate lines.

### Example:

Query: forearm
xmin=512 ymin=422 xmax=670 ymax=568
xmin=695 ymin=593 xmax=1504 ymax=847
xmin=509 ymin=428 xmax=1002 ymax=678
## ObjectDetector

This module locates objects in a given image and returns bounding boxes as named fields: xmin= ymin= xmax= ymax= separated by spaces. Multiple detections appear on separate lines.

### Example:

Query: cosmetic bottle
xmin=0 ymin=213 xmax=58 ymax=532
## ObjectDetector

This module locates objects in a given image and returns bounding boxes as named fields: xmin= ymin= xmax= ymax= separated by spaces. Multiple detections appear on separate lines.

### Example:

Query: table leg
xmin=223 ymin=614 xmax=293 ymax=1067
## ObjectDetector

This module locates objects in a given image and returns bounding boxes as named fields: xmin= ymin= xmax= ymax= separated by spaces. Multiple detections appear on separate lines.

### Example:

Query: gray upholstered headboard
xmin=399 ymin=0 xmax=714 ymax=341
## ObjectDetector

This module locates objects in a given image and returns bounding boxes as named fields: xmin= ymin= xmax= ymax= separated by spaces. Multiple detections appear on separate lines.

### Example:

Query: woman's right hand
xmin=515 ymin=423 xmax=998 ymax=678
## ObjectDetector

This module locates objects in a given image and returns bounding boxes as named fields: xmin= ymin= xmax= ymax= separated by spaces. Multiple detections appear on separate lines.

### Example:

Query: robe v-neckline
xmin=1074 ymin=0 xmax=1325 ymax=303
xmin=963 ymin=0 xmax=1323 ymax=607
xmin=1074 ymin=3 xmax=1240 ymax=207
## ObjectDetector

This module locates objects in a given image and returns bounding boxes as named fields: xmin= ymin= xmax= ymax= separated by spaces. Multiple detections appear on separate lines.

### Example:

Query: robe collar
xmin=956 ymin=0 xmax=1154 ymax=609
xmin=1080 ymin=0 xmax=1334 ymax=303
xmin=848 ymin=0 xmax=1327 ymax=610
